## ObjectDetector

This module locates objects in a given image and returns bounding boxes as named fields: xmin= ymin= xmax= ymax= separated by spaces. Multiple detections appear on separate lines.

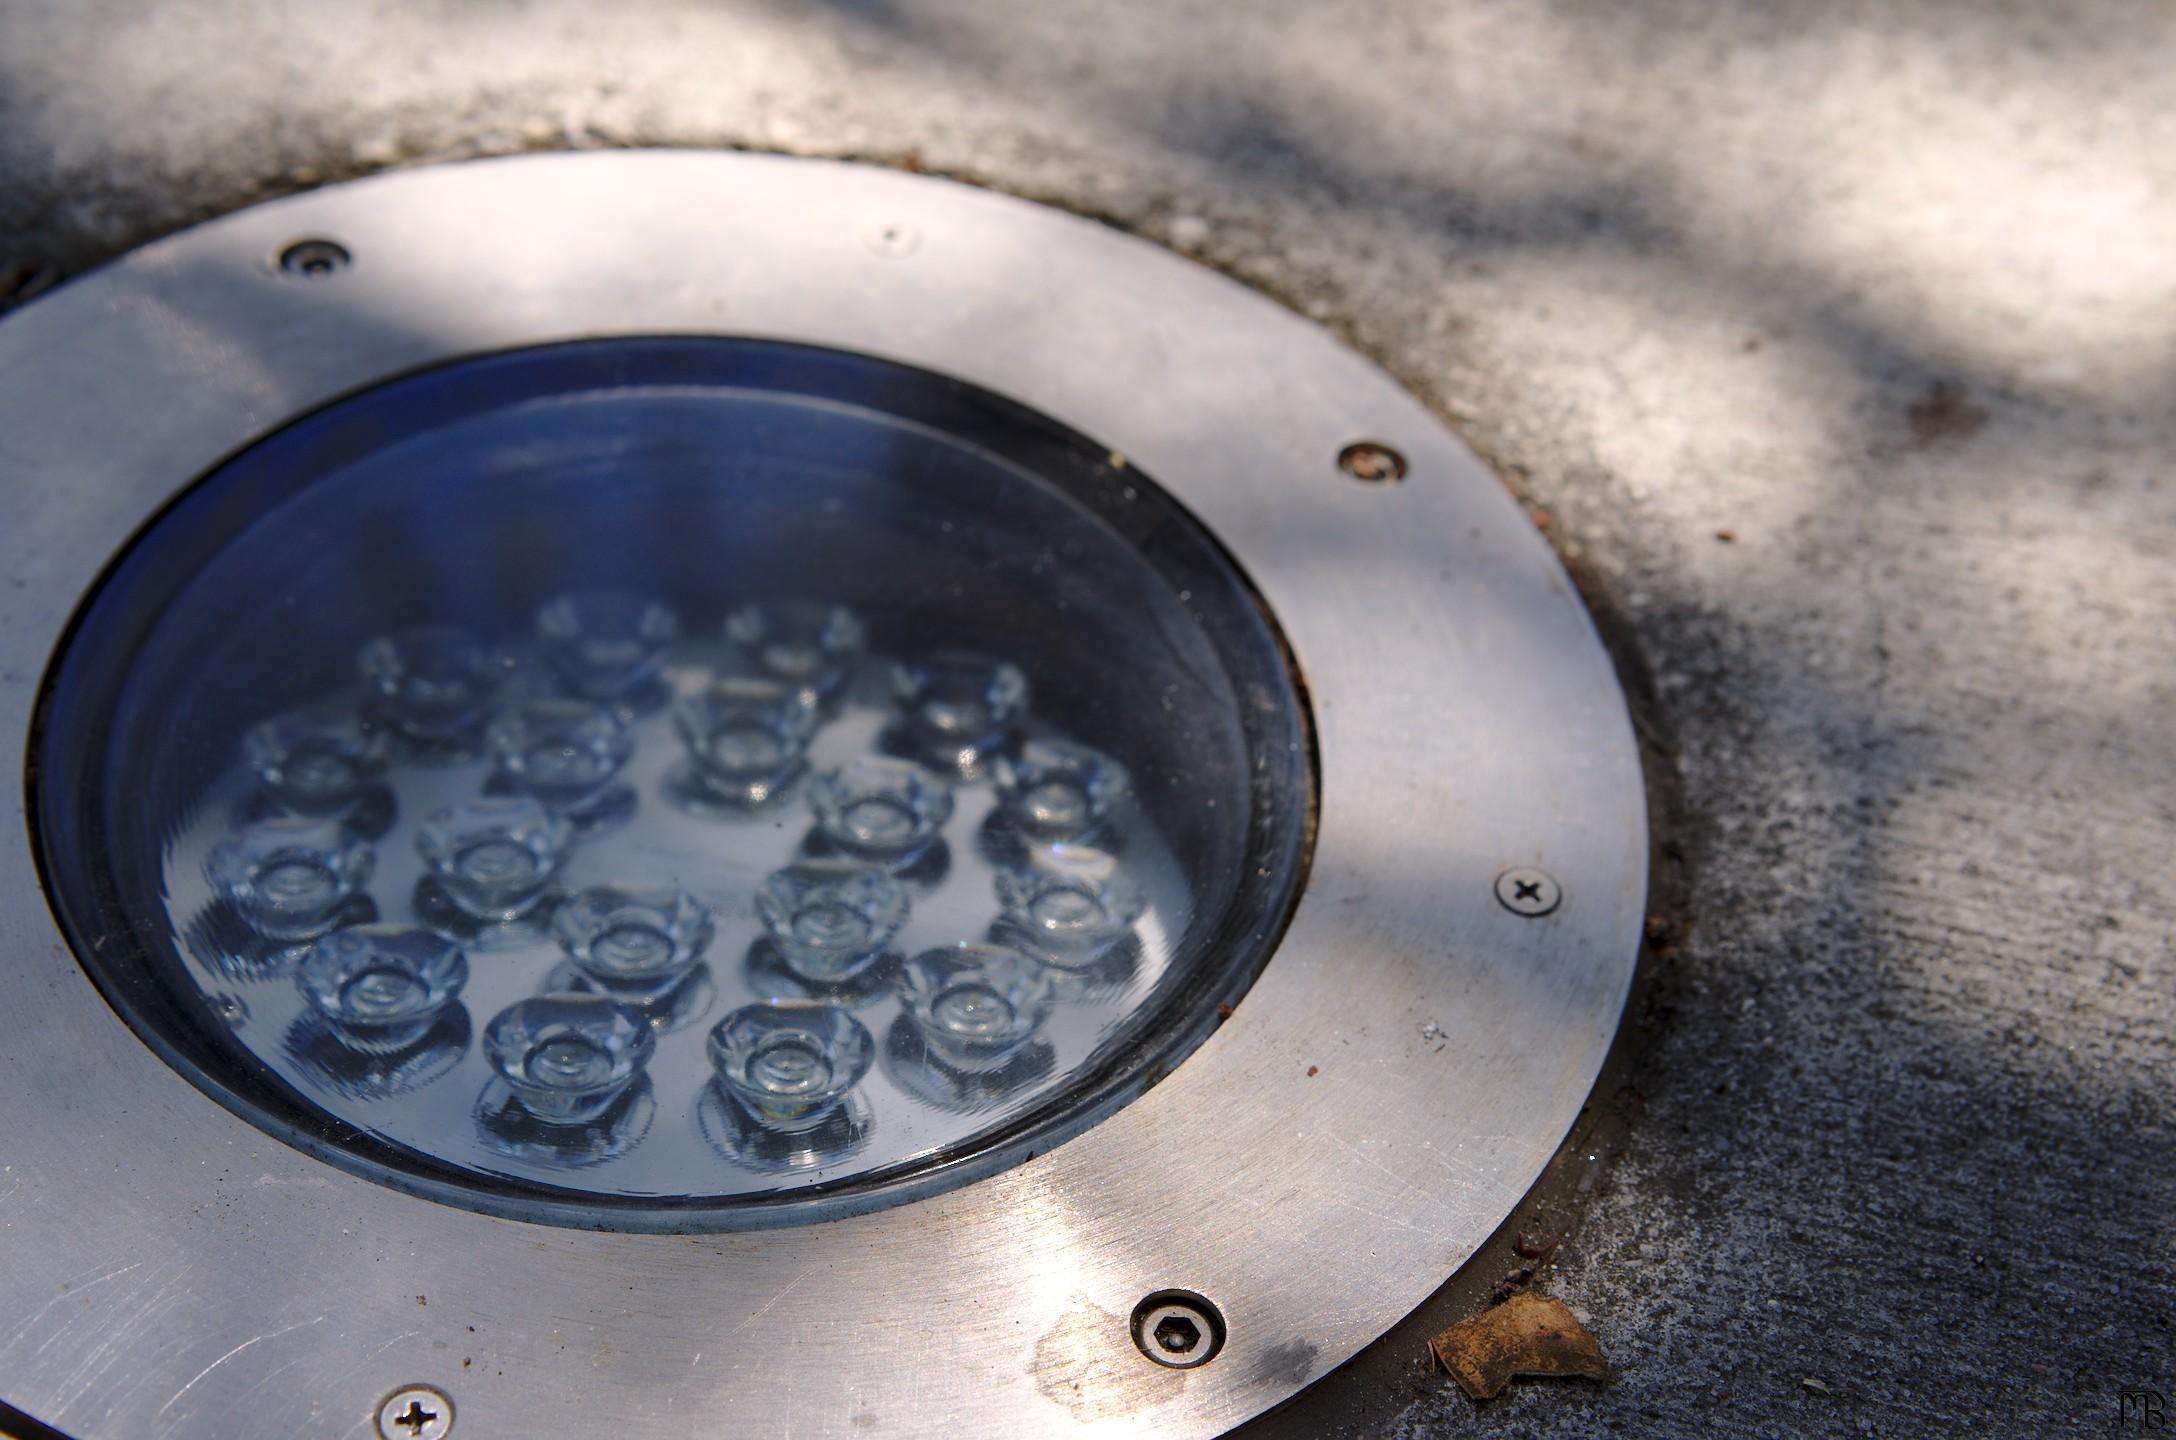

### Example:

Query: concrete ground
xmin=2 ymin=3 xmax=2170 ymax=1437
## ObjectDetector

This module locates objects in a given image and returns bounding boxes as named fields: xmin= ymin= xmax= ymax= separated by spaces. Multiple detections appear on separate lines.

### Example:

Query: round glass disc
xmin=32 ymin=338 xmax=1312 ymax=1229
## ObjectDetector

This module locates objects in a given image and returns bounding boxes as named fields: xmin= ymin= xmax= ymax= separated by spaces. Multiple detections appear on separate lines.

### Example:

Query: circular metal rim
xmin=0 ymin=151 xmax=1646 ymax=1439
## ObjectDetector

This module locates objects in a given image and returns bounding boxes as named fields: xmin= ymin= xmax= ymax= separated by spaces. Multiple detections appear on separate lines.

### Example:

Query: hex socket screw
xmin=376 ymin=1384 xmax=454 ymax=1439
xmin=1131 ymin=1290 xmax=1226 ymax=1369
xmin=1494 ymin=866 xmax=1562 ymax=918
xmin=278 ymin=238 xmax=352 ymax=278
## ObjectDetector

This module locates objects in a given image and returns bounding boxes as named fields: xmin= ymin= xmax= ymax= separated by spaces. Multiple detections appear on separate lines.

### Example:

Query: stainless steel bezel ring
xmin=0 ymin=151 xmax=1645 ymax=1439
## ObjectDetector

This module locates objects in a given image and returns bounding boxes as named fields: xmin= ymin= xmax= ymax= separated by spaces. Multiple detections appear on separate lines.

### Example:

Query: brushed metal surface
xmin=0 ymin=152 xmax=1645 ymax=1439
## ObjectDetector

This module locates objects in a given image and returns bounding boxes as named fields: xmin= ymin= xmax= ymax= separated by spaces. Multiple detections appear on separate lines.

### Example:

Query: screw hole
xmin=279 ymin=238 xmax=352 ymax=278
xmin=1337 ymin=441 xmax=1406 ymax=483
xmin=1131 ymin=1289 xmax=1225 ymax=1369
xmin=865 ymin=220 xmax=919 ymax=257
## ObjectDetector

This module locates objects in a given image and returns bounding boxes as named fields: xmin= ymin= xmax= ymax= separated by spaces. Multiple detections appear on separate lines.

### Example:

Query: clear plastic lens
xmin=484 ymin=994 xmax=656 ymax=1123
xmin=296 ymin=925 xmax=468 ymax=1054
xmin=894 ymin=651 xmax=1029 ymax=774
xmin=723 ymin=600 xmax=866 ymax=700
xmin=896 ymin=944 xmax=1056 ymax=1074
xmin=708 ymin=1003 xmax=874 ymax=1133
xmin=555 ymin=883 xmax=715 ymax=995
xmin=808 ymin=757 xmax=955 ymax=862
xmin=671 ymin=678 xmax=821 ymax=805
xmin=206 ymin=816 xmax=375 ymax=941
xmin=243 ymin=707 xmax=387 ymax=815
xmin=415 ymin=797 xmax=572 ymax=922
xmin=994 ymin=844 xmax=1146 ymax=968
xmin=357 ymin=625 xmax=499 ymax=747
xmin=40 ymin=340 xmax=1310 ymax=1226
xmin=535 ymin=590 xmax=681 ymax=700
xmin=994 ymin=740 xmax=1130 ymax=842
xmin=485 ymin=699 xmax=636 ymax=809
xmin=756 ymin=863 xmax=909 ymax=983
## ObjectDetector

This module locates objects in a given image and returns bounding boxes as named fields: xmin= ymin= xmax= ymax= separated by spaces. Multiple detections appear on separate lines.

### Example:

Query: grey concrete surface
xmin=2 ymin=3 xmax=2170 ymax=1437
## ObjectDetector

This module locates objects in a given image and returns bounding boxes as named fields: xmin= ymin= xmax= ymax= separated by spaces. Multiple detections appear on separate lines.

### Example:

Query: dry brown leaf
xmin=1429 ymin=1293 xmax=1609 ymax=1400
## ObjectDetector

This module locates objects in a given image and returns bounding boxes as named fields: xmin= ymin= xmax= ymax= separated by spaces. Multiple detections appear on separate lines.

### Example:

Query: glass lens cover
xmin=32 ymin=338 xmax=1311 ymax=1228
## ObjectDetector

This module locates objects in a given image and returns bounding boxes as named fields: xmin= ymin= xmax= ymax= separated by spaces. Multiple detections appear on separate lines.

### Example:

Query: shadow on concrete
xmin=0 ymin=3 xmax=2169 ymax=1436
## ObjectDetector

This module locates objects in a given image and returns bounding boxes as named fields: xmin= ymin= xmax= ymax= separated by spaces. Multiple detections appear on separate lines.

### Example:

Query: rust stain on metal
xmin=1429 ymin=1293 xmax=1609 ymax=1400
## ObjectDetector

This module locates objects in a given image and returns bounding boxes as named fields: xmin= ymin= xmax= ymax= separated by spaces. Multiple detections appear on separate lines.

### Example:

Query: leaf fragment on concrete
xmin=1429 ymin=1293 xmax=1609 ymax=1400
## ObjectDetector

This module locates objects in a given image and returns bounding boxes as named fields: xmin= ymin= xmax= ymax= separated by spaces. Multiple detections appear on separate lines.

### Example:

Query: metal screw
xmin=1494 ymin=866 xmax=1562 ymax=918
xmin=1337 ymin=440 xmax=1407 ymax=483
xmin=865 ymin=220 xmax=920 ymax=258
xmin=278 ymin=238 xmax=352 ymax=278
xmin=376 ymin=1384 xmax=453 ymax=1440
xmin=1131 ymin=1290 xmax=1225 ymax=1369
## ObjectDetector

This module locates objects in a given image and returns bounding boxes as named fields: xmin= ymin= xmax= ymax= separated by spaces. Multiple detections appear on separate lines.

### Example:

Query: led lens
xmin=555 ymin=883 xmax=716 ymax=995
xmin=358 ymin=624 xmax=499 ymax=749
xmin=415 ymin=797 xmax=572 ymax=922
xmin=242 ymin=706 xmax=388 ymax=816
xmin=485 ymin=699 xmax=636 ymax=810
xmin=296 ymin=925 xmax=468 ymax=1054
xmin=485 ymin=994 xmax=656 ymax=1124
xmin=756 ymin=863 xmax=910 ymax=984
xmin=896 ymin=944 xmax=1056 ymax=1074
xmin=206 ymin=817 xmax=374 ymax=941
xmin=993 ymin=739 xmax=1130 ymax=842
xmin=707 ymin=1003 xmax=875 ymax=1133
xmin=808 ymin=757 xmax=955 ymax=863
xmin=894 ymin=651 xmax=1029 ymax=774
xmin=672 ymin=678 xmax=821 ymax=806
xmin=723 ymin=599 xmax=866 ymax=700
xmin=994 ymin=844 xmax=1146 ymax=968
xmin=535 ymin=589 xmax=681 ymax=701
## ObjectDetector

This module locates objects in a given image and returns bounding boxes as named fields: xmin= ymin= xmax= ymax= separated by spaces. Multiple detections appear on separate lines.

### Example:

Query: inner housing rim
xmin=28 ymin=335 xmax=1318 ymax=1232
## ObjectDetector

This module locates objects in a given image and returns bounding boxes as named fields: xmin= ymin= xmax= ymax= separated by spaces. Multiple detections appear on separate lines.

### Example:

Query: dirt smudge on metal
xmin=1031 ymin=1299 xmax=1175 ymax=1422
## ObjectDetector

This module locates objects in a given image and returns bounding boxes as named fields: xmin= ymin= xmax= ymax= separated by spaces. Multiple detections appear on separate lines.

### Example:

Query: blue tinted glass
xmin=34 ymin=339 xmax=1310 ymax=1229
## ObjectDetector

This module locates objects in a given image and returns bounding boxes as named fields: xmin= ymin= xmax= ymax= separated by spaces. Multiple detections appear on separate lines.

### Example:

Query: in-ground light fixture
xmin=0 ymin=152 xmax=1645 ymax=1439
